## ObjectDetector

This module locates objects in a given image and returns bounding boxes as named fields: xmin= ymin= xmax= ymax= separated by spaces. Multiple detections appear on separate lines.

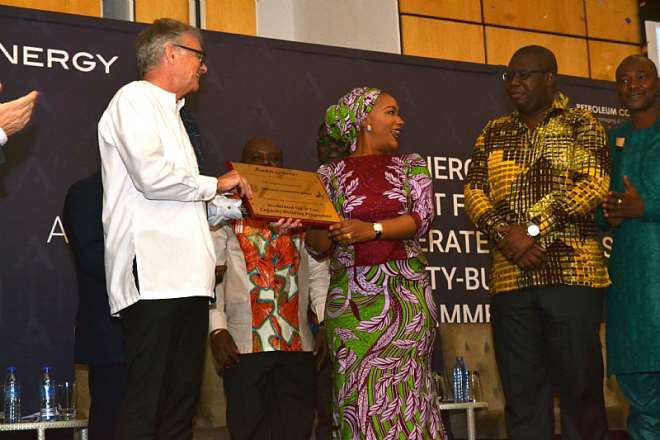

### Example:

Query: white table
xmin=438 ymin=400 xmax=488 ymax=440
xmin=0 ymin=419 xmax=88 ymax=440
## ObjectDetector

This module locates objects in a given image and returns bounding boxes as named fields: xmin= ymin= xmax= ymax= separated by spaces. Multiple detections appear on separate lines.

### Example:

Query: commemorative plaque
xmin=227 ymin=162 xmax=341 ymax=225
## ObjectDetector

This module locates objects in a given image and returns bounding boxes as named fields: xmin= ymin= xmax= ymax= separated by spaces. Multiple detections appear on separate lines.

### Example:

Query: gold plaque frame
xmin=227 ymin=162 xmax=341 ymax=226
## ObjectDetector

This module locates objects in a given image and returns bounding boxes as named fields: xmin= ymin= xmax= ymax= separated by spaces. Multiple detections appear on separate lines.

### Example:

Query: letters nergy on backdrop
xmin=0 ymin=6 xmax=623 ymax=413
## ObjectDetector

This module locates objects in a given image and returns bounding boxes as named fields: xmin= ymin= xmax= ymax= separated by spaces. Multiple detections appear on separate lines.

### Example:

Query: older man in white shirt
xmin=98 ymin=18 xmax=250 ymax=440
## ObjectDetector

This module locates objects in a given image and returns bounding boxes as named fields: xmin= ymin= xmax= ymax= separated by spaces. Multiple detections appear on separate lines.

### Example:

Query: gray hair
xmin=135 ymin=18 xmax=203 ymax=78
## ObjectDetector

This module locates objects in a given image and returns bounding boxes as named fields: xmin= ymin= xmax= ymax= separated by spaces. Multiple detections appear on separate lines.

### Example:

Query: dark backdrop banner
xmin=0 ymin=6 xmax=625 ymax=412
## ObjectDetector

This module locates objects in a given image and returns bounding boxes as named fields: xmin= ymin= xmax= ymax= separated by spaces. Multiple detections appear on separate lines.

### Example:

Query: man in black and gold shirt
xmin=465 ymin=46 xmax=610 ymax=440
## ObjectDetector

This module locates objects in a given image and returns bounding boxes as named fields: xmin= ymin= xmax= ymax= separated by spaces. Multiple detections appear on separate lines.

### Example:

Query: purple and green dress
xmin=312 ymin=153 xmax=445 ymax=440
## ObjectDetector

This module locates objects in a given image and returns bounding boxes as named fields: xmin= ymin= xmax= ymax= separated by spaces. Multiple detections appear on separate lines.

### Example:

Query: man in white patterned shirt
xmin=209 ymin=138 xmax=330 ymax=440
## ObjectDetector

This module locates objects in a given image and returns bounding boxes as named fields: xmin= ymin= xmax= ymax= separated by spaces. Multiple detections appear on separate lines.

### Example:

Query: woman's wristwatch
xmin=373 ymin=222 xmax=383 ymax=240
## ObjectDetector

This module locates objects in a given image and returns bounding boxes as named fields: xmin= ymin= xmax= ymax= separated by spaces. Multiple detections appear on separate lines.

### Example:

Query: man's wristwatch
xmin=373 ymin=222 xmax=383 ymax=240
xmin=526 ymin=223 xmax=540 ymax=238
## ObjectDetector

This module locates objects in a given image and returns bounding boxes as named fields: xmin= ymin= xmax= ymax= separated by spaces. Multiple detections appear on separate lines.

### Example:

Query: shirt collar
xmin=141 ymin=80 xmax=186 ymax=112
xmin=549 ymin=91 xmax=570 ymax=112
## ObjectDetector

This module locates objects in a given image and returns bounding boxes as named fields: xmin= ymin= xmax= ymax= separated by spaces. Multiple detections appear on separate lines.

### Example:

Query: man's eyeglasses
xmin=501 ymin=69 xmax=549 ymax=82
xmin=173 ymin=44 xmax=206 ymax=64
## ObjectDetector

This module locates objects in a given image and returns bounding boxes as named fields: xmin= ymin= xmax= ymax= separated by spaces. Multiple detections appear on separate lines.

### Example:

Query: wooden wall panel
xmin=401 ymin=16 xmax=485 ymax=64
xmin=0 ymin=0 xmax=99 ymax=16
xmin=135 ymin=0 xmax=190 ymax=24
xmin=483 ymin=0 xmax=585 ymax=36
xmin=398 ymin=0 xmax=481 ymax=22
xmin=585 ymin=0 xmax=640 ymax=43
xmin=485 ymin=27 xmax=589 ymax=78
xmin=589 ymin=41 xmax=640 ymax=81
xmin=205 ymin=0 xmax=256 ymax=36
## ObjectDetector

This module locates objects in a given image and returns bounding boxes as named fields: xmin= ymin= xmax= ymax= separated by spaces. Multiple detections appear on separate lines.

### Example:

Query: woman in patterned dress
xmin=306 ymin=87 xmax=446 ymax=440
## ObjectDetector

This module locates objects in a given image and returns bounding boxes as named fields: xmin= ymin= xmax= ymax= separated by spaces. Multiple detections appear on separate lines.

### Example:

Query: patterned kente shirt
xmin=233 ymin=219 xmax=303 ymax=352
xmin=464 ymin=92 xmax=611 ymax=293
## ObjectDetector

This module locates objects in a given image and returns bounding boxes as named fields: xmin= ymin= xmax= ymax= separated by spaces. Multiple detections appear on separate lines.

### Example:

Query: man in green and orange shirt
xmin=209 ymin=137 xmax=330 ymax=440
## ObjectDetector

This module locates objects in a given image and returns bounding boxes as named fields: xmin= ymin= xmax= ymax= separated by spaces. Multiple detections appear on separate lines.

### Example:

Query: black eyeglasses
xmin=501 ymin=69 xmax=549 ymax=82
xmin=173 ymin=44 xmax=206 ymax=64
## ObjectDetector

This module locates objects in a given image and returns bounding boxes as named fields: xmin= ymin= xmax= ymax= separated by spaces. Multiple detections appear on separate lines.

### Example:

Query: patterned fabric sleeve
xmin=305 ymin=163 xmax=337 ymax=261
xmin=526 ymin=111 xmax=610 ymax=237
xmin=464 ymin=121 xmax=509 ymax=244
xmin=405 ymin=153 xmax=435 ymax=237
xmin=596 ymin=131 xmax=619 ymax=231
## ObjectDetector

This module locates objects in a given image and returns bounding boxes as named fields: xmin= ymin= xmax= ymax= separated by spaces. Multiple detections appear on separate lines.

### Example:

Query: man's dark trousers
xmin=88 ymin=362 xmax=126 ymax=440
xmin=223 ymin=351 xmax=316 ymax=440
xmin=491 ymin=285 xmax=607 ymax=440
xmin=115 ymin=297 xmax=209 ymax=440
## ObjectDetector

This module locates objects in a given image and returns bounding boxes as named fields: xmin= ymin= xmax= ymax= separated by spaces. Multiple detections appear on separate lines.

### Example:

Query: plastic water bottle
xmin=452 ymin=357 xmax=465 ymax=402
xmin=3 ymin=367 xmax=21 ymax=423
xmin=40 ymin=367 xmax=56 ymax=421
xmin=462 ymin=360 xmax=471 ymax=401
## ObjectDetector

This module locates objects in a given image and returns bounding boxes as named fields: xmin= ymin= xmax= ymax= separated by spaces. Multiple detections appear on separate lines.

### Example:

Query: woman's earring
xmin=366 ymin=124 xmax=372 ymax=132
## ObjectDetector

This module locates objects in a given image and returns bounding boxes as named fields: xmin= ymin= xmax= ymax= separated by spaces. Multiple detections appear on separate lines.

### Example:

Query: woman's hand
xmin=328 ymin=219 xmax=376 ymax=246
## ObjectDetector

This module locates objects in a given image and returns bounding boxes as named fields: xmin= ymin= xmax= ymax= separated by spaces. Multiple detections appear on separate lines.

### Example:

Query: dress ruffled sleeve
xmin=405 ymin=153 xmax=435 ymax=238
xmin=305 ymin=163 xmax=338 ymax=261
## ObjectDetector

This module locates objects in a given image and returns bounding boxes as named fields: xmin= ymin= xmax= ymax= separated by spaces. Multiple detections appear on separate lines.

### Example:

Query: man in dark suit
xmin=180 ymin=106 xmax=204 ymax=172
xmin=63 ymin=169 xmax=125 ymax=440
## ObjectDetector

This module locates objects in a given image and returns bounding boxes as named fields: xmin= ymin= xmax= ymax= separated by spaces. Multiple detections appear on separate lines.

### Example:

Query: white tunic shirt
xmin=98 ymin=80 xmax=220 ymax=314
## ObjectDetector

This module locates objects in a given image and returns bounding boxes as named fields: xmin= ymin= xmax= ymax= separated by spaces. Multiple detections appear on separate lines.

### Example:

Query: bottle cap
xmin=7 ymin=366 xmax=16 ymax=373
xmin=42 ymin=366 xmax=52 ymax=373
